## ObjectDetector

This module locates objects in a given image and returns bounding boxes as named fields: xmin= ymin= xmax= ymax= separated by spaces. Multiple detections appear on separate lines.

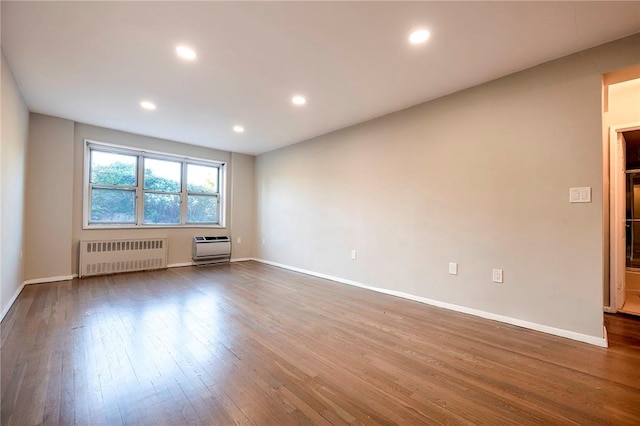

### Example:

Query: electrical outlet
xmin=236 ymin=237 xmax=242 ymax=244
xmin=351 ymin=250 xmax=357 ymax=260
xmin=448 ymin=262 xmax=458 ymax=275
xmin=492 ymin=269 xmax=503 ymax=283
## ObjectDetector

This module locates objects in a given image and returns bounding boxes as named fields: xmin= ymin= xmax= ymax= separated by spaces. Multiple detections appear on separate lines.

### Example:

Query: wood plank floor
xmin=2 ymin=261 xmax=640 ymax=425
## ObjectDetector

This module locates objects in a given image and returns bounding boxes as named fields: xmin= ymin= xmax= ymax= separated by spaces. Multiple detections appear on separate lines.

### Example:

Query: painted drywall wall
xmin=256 ymin=34 xmax=640 ymax=339
xmin=20 ymin=116 xmax=256 ymax=280
xmin=70 ymin=123 xmax=254 ymax=272
xmin=1 ymin=51 xmax=29 ymax=316
xmin=230 ymin=152 xmax=255 ymax=259
xmin=607 ymin=78 xmax=640 ymax=125
xmin=24 ymin=114 xmax=74 ymax=281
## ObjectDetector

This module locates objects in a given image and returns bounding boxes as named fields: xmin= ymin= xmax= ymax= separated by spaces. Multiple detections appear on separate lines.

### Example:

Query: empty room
xmin=2 ymin=1 xmax=640 ymax=424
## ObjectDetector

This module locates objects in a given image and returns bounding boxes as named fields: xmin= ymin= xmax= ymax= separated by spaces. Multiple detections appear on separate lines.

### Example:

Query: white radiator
xmin=192 ymin=236 xmax=231 ymax=265
xmin=79 ymin=238 xmax=168 ymax=277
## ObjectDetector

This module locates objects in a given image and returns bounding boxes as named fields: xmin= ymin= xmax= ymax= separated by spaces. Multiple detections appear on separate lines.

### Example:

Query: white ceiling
xmin=2 ymin=1 xmax=640 ymax=155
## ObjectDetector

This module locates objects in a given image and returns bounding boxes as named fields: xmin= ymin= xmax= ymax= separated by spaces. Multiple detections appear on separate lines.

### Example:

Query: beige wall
xmin=230 ymin=152 xmax=255 ymax=259
xmin=70 ymin=123 xmax=254 ymax=270
xmin=607 ymin=78 xmax=640 ymax=125
xmin=1 ymin=50 xmax=29 ymax=315
xmin=20 ymin=117 xmax=256 ymax=279
xmin=256 ymin=34 xmax=640 ymax=339
xmin=24 ymin=114 xmax=74 ymax=281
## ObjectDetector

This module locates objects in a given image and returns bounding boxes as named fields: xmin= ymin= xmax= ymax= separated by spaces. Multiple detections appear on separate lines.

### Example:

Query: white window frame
xmin=83 ymin=139 xmax=226 ymax=229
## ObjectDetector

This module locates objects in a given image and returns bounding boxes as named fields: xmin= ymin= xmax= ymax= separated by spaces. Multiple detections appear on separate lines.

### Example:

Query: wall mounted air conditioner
xmin=192 ymin=236 xmax=231 ymax=265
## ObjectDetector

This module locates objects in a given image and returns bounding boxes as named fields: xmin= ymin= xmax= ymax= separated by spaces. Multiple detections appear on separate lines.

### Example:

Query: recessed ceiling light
xmin=409 ymin=29 xmax=430 ymax=45
xmin=233 ymin=125 xmax=245 ymax=133
xmin=292 ymin=95 xmax=306 ymax=106
xmin=140 ymin=101 xmax=156 ymax=110
xmin=176 ymin=45 xmax=197 ymax=61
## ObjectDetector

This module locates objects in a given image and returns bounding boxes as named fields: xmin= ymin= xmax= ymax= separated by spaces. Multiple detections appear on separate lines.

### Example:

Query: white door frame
xmin=610 ymin=122 xmax=640 ymax=312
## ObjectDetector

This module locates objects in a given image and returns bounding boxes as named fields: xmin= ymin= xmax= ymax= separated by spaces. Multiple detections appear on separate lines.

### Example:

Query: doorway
xmin=611 ymin=126 xmax=640 ymax=316
xmin=623 ymin=130 xmax=640 ymax=315
xmin=605 ymin=68 xmax=640 ymax=316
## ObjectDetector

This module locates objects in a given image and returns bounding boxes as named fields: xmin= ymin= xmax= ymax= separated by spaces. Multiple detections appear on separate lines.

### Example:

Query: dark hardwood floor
xmin=2 ymin=261 xmax=639 ymax=425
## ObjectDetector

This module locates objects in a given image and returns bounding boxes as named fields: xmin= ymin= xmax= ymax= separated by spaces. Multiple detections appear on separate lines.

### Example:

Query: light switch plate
xmin=448 ymin=262 xmax=458 ymax=275
xmin=569 ymin=187 xmax=591 ymax=203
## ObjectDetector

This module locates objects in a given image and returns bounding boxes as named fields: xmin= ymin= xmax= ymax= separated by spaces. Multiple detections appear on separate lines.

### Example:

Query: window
xmin=85 ymin=140 xmax=225 ymax=228
xmin=89 ymin=150 xmax=137 ymax=224
xmin=186 ymin=164 xmax=219 ymax=223
xmin=143 ymin=158 xmax=182 ymax=225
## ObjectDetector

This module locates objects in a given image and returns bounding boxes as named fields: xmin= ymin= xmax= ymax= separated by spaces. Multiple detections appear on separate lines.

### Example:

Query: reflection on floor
xmin=622 ymin=271 xmax=640 ymax=315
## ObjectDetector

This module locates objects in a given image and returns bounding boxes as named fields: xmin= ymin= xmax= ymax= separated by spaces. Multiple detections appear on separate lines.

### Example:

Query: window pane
xmin=91 ymin=150 xmax=137 ymax=186
xmin=144 ymin=158 xmax=181 ymax=192
xmin=187 ymin=195 xmax=218 ymax=223
xmin=144 ymin=193 xmax=180 ymax=224
xmin=91 ymin=188 xmax=135 ymax=223
xmin=187 ymin=164 xmax=218 ymax=193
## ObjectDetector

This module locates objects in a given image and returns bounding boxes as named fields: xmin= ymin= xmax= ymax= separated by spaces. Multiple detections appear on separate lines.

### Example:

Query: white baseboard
xmin=167 ymin=262 xmax=194 ymax=268
xmin=6 ymin=259 xmax=608 ymax=347
xmin=253 ymin=258 xmax=608 ymax=348
xmin=169 ymin=259 xmax=251 ymax=267
xmin=23 ymin=275 xmax=74 ymax=285
xmin=1 ymin=282 xmax=26 ymax=322
xmin=3 ymin=274 xmax=75 ymax=321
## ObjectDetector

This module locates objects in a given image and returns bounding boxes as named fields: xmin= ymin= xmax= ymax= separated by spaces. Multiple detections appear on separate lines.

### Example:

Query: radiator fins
xmin=79 ymin=238 xmax=168 ymax=277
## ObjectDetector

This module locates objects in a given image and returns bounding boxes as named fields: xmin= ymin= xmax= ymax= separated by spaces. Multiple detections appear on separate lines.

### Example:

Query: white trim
xmin=253 ymin=258 xmax=609 ymax=348
xmin=169 ymin=259 xmax=251 ymax=267
xmin=610 ymin=127 xmax=625 ymax=312
xmin=611 ymin=123 xmax=640 ymax=134
xmin=85 ymin=139 xmax=226 ymax=167
xmin=83 ymin=139 xmax=227 ymax=229
xmin=609 ymin=122 xmax=640 ymax=313
xmin=23 ymin=275 xmax=74 ymax=285
xmin=2 ymin=274 xmax=75 ymax=322
xmin=167 ymin=262 xmax=194 ymax=268
xmin=1 ymin=282 xmax=25 ymax=321
xmin=12 ymin=260 xmax=608 ymax=347
xmin=84 ymin=224 xmax=228 ymax=230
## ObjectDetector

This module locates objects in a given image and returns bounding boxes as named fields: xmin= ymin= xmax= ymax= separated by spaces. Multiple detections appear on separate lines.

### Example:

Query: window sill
xmin=83 ymin=224 xmax=227 ymax=230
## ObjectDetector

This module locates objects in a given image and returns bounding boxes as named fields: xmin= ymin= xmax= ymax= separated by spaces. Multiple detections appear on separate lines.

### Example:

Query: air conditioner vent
xmin=192 ymin=236 xmax=231 ymax=265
